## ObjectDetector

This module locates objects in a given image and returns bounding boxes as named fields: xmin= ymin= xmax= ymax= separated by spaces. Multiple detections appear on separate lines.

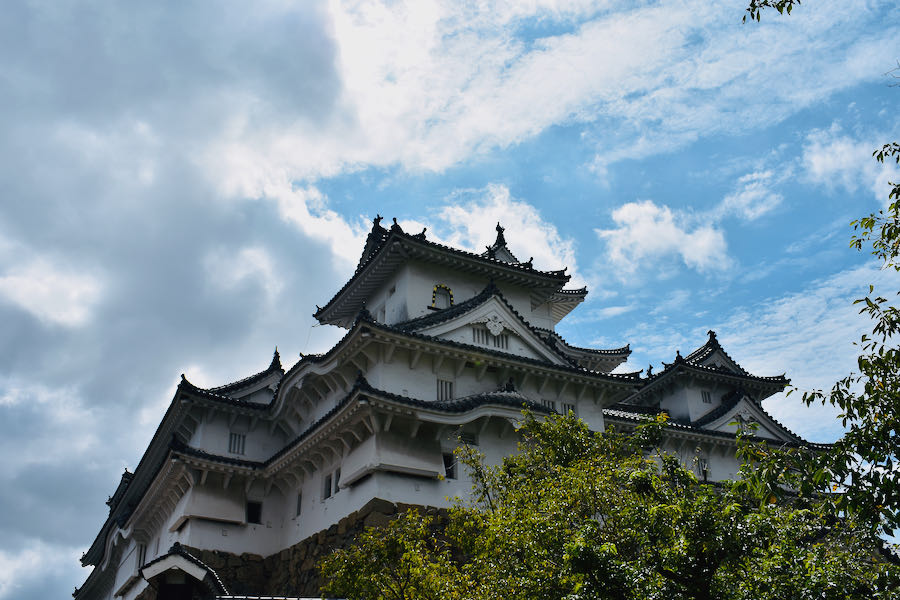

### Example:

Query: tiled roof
xmin=209 ymin=349 xmax=283 ymax=394
xmin=533 ymin=327 xmax=631 ymax=357
xmin=391 ymin=281 xmax=593 ymax=369
xmin=369 ymin=312 xmax=641 ymax=383
xmin=141 ymin=542 xmax=229 ymax=595
xmin=316 ymin=216 xmax=571 ymax=323
xmin=179 ymin=376 xmax=271 ymax=411
xmin=176 ymin=374 xmax=551 ymax=470
xmin=604 ymin=397 xmax=831 ymax=450
xmin=683 ymin=330 xmax=749 ymax=375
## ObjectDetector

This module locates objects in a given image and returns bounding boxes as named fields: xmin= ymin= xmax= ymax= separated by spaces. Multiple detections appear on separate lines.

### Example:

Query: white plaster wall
xmin=189 ymin=411 xmax=286 ymax=461
xmin=399 ymin=261 xmax=551 ymax=329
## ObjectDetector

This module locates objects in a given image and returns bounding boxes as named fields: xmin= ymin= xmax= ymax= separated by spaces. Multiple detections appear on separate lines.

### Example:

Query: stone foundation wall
xmin=185 ymin=498 xmax=447 ymax=598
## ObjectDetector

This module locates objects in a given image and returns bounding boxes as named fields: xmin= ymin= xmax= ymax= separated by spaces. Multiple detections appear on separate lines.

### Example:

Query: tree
xmin=737 ymin=1 xmax=900 ymax=541
xmin=319 ymin=509 xmax=465 ymax=600
xmin=319 ymin=413 xmax=899 ymax=599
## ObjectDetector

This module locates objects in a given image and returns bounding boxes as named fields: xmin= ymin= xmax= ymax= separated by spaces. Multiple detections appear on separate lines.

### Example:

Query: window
xmin=322 ymin=474 xmax=332 ymax=499
xmin=443 ymin=453 xmax=457 ymax=480
xmin=228 ymin=432 xmax=245 ymax=455
xmin=562 ymin=402 xmax=576 ymax=416
xmin=493 ymin=334 xmax=509 ymax=350
xmin=701 ymin=391 xmax=712 ymax=404
xmin=437 ymin=378 xmax=454 ymax=401
xmin=473 ymin=327 xmax=490 ymax=345
xmin=295 ymin=492 xmax=302 ymax=517
xmin=541 ymin=399 xmax=557 ymax=412
xmin=697 ymin=458 xmax=710 ymax=481
xmin=246 ymin=501 xmax=262 ymax=524
xmin=137 ymin=544 xmax=147 ymax=568
xmin=432 ymin=284 xmax=453 ymax=309
xmin=333 ymin=468 xmax=341 ymax=495
xmin=459 ymin=432 xmax=478 ymax=446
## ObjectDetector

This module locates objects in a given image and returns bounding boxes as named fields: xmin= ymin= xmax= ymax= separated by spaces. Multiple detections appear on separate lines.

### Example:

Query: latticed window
xmin=228 ymin=432 xmax=245 ymax=455
xmin=443 ymin=453 xmax=456 ymax=479
xmin=701 ymin=390 xmax=712 ymax=404
xmin=562 ymin=402 xmax=576 ymax=415
xmin=437 ymin=378 xmax=454 ymax=401
xmin=541 ymin=399 xmax=557 ymax=412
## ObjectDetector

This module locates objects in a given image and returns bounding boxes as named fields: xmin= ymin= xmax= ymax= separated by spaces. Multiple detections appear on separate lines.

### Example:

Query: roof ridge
xmin=315 ymin=217 xmax=571 ymax=322
xmin=206 ymin=348 xmax=284 ymax=394
xmin=393 ymin=282 xmax=585 ymax=367
xmin=534 ymin=326 xmax=631 ymax=356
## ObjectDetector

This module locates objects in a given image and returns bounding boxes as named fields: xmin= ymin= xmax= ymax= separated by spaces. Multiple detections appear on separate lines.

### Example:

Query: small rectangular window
xmin=443 ymin=453 xmax=457 ymax=480
xmin=562 ymin=402 xmax=576 ymax=416
xmin=437 ymin=378 xmax=454 ymax=401
xmin=296 ymin=493 xmax=302 ymax=517
xmin=541 ymin=399 xmax=557 ymax=412
xmin=323 ymin=474 xmax=332 ymax=499
xmin=246 ymin=501 xmax=262 ymax=524
xmin=228 ymin=432 xmax=245 ymax=455
xmin=493 ymin=334 xmax=509 ymax=350
xmin=333 ymin=468 xmax=341 ymax=494
xmin=701 ymin=391 xmax=712 ymax=404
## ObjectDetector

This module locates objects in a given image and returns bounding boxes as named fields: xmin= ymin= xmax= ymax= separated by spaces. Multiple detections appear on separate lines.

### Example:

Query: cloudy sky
xmin=1 ymin=0 xmax=898 ymax=597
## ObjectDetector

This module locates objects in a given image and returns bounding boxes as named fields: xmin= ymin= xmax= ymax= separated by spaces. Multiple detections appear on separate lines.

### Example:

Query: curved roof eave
xmin=314 ymin=225 xmax=571 ymax=326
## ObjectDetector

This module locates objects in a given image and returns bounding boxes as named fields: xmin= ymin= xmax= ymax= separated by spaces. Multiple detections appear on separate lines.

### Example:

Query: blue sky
xmin=1 ymin=0 xmax=899 ymax=597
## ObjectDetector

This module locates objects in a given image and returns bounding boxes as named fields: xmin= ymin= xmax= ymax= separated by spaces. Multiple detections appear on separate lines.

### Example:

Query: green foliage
xmin=319 ymin=413 xmax=899 ymax=599
xmin=318 ymin=510 xmax=465 ymax=600
xmin=734 ymin=119 xmax=900 ymax=539
xmin=743 ymin=0 xmax=801 ymax=23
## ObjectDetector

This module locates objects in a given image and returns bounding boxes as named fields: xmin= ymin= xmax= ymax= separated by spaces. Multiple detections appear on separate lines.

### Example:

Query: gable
xmin=410 ymin=296 xmax=569 ymax=365
xmin=699 ymin=395 xmax=798 ymax=443
xmin=690 ymin=348 xmax=746 ymax=375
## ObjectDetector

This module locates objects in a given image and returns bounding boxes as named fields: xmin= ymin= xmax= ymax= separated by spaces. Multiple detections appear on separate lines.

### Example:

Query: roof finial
xmin=647 ymin=364 xmax=653 ymax=377
xmin=270 ymin=347 xmax=282 ymax=370
xmin=675 ymin=349 xmax=683 ymax=363
xmin=495 ymin=222 xmax=507 ymax=246
xmin=374 ymin=214 xmax=383 ymax=227
xmin=390 ymin=217 xmax=404 ymax=233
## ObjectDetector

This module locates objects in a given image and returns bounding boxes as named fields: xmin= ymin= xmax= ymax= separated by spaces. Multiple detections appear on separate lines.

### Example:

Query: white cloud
xmin=265 ymin=184 xmax=369 ymax=267
xmin=433 ymin=184 xmax=584 ymax=285
xmin=716 ymin=170 xmax=783 ymax=221
xmin=0 ymin=379 xmax=99 ymax=469
xmin=802 ymin=124 xmax=900 ymax=204
xmin=204 ymin=246 xmax=283 ymax=301
xmin=200 ymin=0 xmax=899 ymax=204
xmin=0 ymin=541 xmax=83 ymax=600
xmin=713 ymin=263 xmax=900 ymax=441
xmin=0 ymin=257 xmax=103 ymax=327
xmin=596 ymin=200 xmax=730 ymax=275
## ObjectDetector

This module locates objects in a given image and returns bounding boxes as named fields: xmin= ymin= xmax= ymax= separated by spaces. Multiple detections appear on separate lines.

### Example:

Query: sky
xmin=0 ymin=0 xmax=898 ymax=597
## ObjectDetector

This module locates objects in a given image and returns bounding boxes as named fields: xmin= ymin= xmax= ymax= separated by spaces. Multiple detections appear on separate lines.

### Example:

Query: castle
xmin=75 ymin=217 xmax=821 ymax=600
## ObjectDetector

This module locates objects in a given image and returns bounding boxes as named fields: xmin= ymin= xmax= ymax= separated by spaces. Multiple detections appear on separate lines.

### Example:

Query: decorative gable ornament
xmin=476 ymin=313 xmax=507 ymax=336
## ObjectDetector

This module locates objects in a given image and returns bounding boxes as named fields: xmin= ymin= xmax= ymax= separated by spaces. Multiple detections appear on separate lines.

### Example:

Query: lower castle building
xmin=75 ymin=218 xmax=824 ymax=600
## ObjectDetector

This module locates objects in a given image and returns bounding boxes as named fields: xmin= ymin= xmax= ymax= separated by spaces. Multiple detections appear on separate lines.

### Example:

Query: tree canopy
xmin=320 ymin=413 xmax=899 ymax=600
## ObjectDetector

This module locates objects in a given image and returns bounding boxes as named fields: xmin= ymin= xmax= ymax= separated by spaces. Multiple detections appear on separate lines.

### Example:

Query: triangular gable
xmin=683 ymin=331 xmax=749 ymax=376
xmin=698 ymin=395 xmax=799 ymax=443
xmin=688 ymin=348 xmax=746 ymax=375
xmin=409 ymin=295 xmax=570 ymax=366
